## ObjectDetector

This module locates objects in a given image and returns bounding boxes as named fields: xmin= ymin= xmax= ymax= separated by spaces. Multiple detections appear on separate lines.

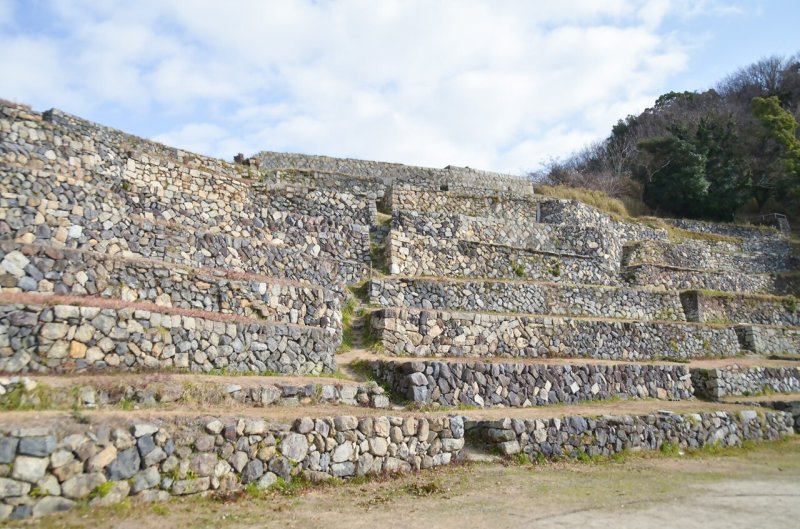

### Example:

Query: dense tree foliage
xmin=534 ymin=53 xmax=800 ymax=221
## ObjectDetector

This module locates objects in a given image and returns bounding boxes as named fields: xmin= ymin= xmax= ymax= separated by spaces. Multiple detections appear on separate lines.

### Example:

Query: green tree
xmin=638 ymin=136 xmax=709 ymax=217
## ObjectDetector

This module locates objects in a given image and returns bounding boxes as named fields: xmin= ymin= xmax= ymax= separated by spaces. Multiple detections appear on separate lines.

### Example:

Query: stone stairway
xmin=0 ymin=100 xmax=798 ymax=520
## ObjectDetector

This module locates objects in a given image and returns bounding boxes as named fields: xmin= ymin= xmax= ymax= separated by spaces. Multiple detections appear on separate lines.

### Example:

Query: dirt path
xmin=14 ymin=437 xmax=800 ymax=529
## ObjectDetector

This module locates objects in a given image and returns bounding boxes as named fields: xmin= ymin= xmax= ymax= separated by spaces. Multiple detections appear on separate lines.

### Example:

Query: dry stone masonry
xmin=371 ymin=360 xmax=694 ymax=407
xmin=0 ymin=100 xmax=798 ymax=520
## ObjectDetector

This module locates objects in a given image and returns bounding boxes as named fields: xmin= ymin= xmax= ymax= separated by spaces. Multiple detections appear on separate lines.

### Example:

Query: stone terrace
xmin=0 ymin=101 xmax=798 ymax=520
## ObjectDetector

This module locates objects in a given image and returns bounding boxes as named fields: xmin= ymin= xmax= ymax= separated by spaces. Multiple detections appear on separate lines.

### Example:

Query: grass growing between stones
xmin=15 ymin=437 xmax=800 ymax=529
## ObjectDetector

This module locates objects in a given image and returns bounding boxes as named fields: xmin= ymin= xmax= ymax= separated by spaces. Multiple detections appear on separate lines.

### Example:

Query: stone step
xmin=0 ymin=295 xmax=337 ymax=375
xmin=0 ymin=242 xmax=342 ymax=334
xmin=0 ymin=180 xmax=367 ymax=286
xmin=371 ymin=277 xmax=686 ymax=322
xmin=0 ymin=373 xmax=390 ymax=411
xmin=624 ymin=263 xmax=792 ymax=295
xmin=680 ymin=290 xmax=799 ymax=327
xmin=370 ymin=307 xmax=741 ymax=360
xmin=370 ymin=358 xmax=694 ymax=408
xmin=625 ymin=239 xmax=798 ymax=274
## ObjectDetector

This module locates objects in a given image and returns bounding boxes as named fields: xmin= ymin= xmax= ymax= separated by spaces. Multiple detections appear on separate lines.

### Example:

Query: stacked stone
xmin=690 ymin=365 xmax=800 ymax=399
xmin=372 ymin=308 xmax=739 ymax=360
xmin=0 ymin=303 xmax=336 ymax=375
xmin=0 ymin=376 xmax=391 ymax=410
xmin=0 ymin=414 xmax=465 ymax=519
xmin=624 ymin=264 xmax=782 ymax=295
xmin=626 ymin=239 xmax=798 ymax=274
xmin=386 ymin=185 xmax=541 ymax=219
xmin=734 ymin=325 xmax=800 ymax=355
xmin=467 ymin=410 xmax=793 ymax=457
xmin=372 ymin=360 xmax=694 ymax=407
xmin=680 ymin=290 xmax=799 ymax=327
xmin=371 ymin=278 xmax=686 ymax=321
xmin=1 ymin=244 xmax=341 ymax=333
xmin=254 ymin=151 xmax=533 ymax=195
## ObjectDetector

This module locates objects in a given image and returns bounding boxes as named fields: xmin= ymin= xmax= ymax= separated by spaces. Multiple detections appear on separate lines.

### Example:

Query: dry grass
xmin=534 ymin=185 xmax=645 ymax=219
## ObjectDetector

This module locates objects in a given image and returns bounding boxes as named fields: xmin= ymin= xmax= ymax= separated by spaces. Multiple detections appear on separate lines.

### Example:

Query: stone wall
xmin=0 ymin=376 xmax=390 ymax=410
xmin=0 ymin=303 xmax=337 ymax=375
xmin=680 ymin=290 xmax=799 ymax=327
xmin=626 ymin=239 xmax=797 ymax=274
xmin=0 ymin=244 xmax=341 ymax=334
xmin=371 ymin=360 xmax=694 ymax=407
xmin=385 ymin=185 xmax=540 ymax=220
xmin=467 ymin=410 xmax=793 ymax=457
xmin=0 ymin=413 xmax=465 ymax=519
xmin=536 ymin=199 xmax=669 ymax=243
xmin=735 ymin=325 xmax=800 ymax=355
xmin=371 ymin=308 xmax=740 ymax=360
xmin=690 ymin=365 xmax=800 ymax=399
xmin=1 ymin=104 xmax=373 ymax=285
xmin=371 ymin=278 xmax=686 ymax=321
xmin=624 ymin=264 xmax=781 ymax=295
xmin=388 ymin=233 xmax=618 ymax=285
xmin=254 ymin=151 xmax=533 ymax=195
xmin=0 ymin=166 xmax=367 ymax=286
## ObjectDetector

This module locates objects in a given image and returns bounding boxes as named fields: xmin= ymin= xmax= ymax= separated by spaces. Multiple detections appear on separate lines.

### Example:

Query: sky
xmin=0 ymin=1 xmax=798 ymax=174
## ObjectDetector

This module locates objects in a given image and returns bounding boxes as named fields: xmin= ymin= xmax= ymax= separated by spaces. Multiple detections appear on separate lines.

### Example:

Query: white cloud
xmin=0 ymin=0 xmax=730 ymax=172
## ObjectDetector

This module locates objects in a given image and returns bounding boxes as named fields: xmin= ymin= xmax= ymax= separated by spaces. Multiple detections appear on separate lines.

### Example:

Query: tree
xmin=637 ymin=136 xmax=709 ymax=217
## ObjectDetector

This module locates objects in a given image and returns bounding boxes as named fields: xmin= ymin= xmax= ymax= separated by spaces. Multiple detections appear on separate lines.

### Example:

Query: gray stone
xmin=11 ymin=456 xmax=48 ymax=483
xmin=241 ymin=460 xmax=264 ymax=484
xmin=61 ymin=472 xmax=106 ymax=499
xmin=171 ymin=477 xmax=210 ymax=495
xmin=0 ymin=437 xmax=18 ymax=464
xmin=106 ymin=447 xmax=141 ymax=480
xmin=0 ymin=477 xmax=30 ymax=499
xmin=32 ymin=496 xmax=75 ymax=517
xmin=280 ymin=433 xmax=309 ymax=463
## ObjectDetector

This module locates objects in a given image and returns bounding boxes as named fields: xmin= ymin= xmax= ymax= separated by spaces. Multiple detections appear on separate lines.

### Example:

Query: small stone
xmin=12 ymin=456 xmax=48 ymax=483
xmin=61 ymin=472 xmax=106 ymax=499
xmin=32 ymin=496 xmax=75 ymax=517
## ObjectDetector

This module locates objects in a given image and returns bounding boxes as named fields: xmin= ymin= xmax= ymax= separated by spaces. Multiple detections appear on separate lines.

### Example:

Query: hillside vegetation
xmin=534 ymin=53 xmax=800 ymax=224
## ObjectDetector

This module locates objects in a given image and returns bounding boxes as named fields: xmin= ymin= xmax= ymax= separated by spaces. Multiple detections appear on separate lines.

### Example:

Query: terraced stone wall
xmin=680 ymin=290 xmax=799 ymax=327
xmin=0 ymin=413 xmax=465 ymax=519
xmin=371 ymin=360 xmax=694 ymax=407
xmin=371 ymin=308 xmax=740 ymax=360
xmin=255 ymin=151 xmax=532 ymax=194
xmin=0 ymin=376 xmax=390 ymax=410
xmin=690 ymin=365 xmax=800 ymax=399
xmin=384 ymin=185 xmax=540 ymax=220
xmin=626 ymin=239 xmax=797 ymax=274
xmin=371 ymin=278 xmax=686 ymax=321
xmin=624 ymin=264 xmax=781 ymax=294
xmin=0 ymin=244 xmax=341 ymax=334
xmin=0 ymin=303 xmax=337 ymax=375
xmin=467 ymin=410 xmax=793 ymax=457
xmin=735 ymin=325 xmax=800 ymax=355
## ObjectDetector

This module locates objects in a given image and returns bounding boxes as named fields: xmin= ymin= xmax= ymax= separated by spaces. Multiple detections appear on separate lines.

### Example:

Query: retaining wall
xmin=371 ymin=278 xmax=686 ymax=321
xmin=0 ymin=303 xmax=337 ymax=375
xmin=626 ymin=239 xmax=797 ymax=274
xmin=735 ymin=325 xmax=800 ymax=355
xmin=255 ymin=151 xmax=533 ymax=195
xmin=624 ymin=264 xmax=780 ymax=294
xmin=680 ymin=290 xmax=799 ymax=327
xmin=371 ymin=360 xmax=693 ymax=407
xmin=0 ymin=376 xmax=390 ymax=410
xmin=371 ymin=308 xmax=740 ymax=360
xmin=0 ymin=244 xmax=341 ymax=333
xmin=0 ymin=413 xmax=465 ymax=519
xmin=467 ymin=410 xmax=793 ymax=457
xmin=690 ymin=365 xmax=800 ymax=399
